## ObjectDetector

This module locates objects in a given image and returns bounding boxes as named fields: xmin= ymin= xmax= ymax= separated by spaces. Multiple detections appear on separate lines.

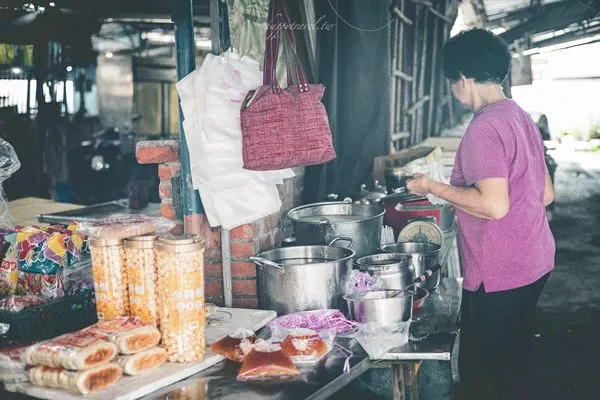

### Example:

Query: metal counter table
xmin=140 ymin=337 xmax=371 ymax=400
xmin=37 ymin=200 xmax=162 ymax=224
xmin=377 ymin=278 xmax=462 ymax=400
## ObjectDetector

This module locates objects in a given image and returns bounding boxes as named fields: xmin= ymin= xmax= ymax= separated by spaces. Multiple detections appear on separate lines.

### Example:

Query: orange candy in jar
xmin=124 ymin=235 xmax=159 ymax=326
xmin=89 ymin=238 xmax=129 ymax=320
xmin=155 ymin=235 xmax=205 ymax=363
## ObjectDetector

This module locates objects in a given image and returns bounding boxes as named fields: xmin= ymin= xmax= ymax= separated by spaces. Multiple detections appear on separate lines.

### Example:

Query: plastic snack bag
xmin=28 ymin=363 xmax=123 ymax=395
xmin=85 ymin=317 xmax=161 ymax=355
xmin=0 ymin=138 xmax=20 ymax=230
xmin=0 ymin=232 xmax=18 ymax=296
xmin=209 ymin=328 xmax=257 ymax=363
xmin=24 ymin=330 xmax=117 ymax=370
xmin=0 ymin=345 xmax=30 ymax=383
xmin=344 ymin=269 xmax=384 ymax=295
xmin=236 ymin=339 xmax=300 ymax=382
xmin=268 ymin=309 xmax=359 ymax=334
xmin=17 ymin=271 xmax=65 ymax=300
xmin=75 ymin=215 xmax=176 ymax=239
xmin=0 ymin=295 xmax=45 ymax=312
xmin=278 ymin=328 xmax=332 ymax=364
xmin=352 ymin=321 xmax=411 ymax=359
xmin=116 ymin=347 xmax=167 ymax=376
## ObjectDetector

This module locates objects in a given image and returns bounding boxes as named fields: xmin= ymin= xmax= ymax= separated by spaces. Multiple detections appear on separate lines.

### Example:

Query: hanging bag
xmin=240 ymin=0 xmax=336 ymax=171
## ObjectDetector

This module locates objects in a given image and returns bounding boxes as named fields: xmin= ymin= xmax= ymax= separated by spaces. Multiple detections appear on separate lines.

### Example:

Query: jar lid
xmin=157 ymin=233 xmax=201 ymax=245
xmin=155 ymin=240 xmax=205 ymax=253
xmin=89 ymin=237 xmax=122 ymax=247
xmin=125 ymin=234 xmax=157 ymax=249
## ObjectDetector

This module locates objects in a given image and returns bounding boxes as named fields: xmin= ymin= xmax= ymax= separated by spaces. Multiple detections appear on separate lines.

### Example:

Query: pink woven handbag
xmin=240 ymin=0 xmax=336 ymax=171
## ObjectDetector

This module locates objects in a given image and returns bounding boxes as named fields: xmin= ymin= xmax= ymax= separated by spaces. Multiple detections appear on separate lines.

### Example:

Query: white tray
xmin=5 ymin=308 xmax=276 ymax=400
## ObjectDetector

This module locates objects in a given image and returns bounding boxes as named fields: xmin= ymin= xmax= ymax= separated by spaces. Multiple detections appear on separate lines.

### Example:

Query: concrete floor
xmin=533 ymin=148 xmax=600 ymax=399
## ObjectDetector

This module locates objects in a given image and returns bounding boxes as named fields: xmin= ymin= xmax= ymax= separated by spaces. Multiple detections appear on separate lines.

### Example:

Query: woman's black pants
xmin=458 ymin=273 xmax=550 ymax=400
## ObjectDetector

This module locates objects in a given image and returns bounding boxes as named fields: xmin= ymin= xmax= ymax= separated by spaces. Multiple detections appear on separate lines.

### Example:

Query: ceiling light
xmin=49 ymin=2 xmax=55 ymax=6
xmin=105 ymin=52 xmax=114 ymax=58
xmin=11 ymin=67 xmax=22 ymax=74
xmin=66 ymin=66 xmax=72 ymax=72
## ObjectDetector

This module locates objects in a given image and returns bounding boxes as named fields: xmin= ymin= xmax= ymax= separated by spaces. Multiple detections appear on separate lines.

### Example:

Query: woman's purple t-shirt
xmin=451 ymin=99 xmax=555 ymax=293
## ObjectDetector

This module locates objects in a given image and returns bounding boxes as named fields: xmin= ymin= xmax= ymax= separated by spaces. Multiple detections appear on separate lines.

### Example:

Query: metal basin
xmin=380 ymin=242 xmax=442 ymax=291
xmin=354 ymin=253 xmax=415 ymax=290
xmin=345 ymin=289 xmax=414 ymax=326
xmin=250 ymin=239 xmax=355 ymax=315
xmin=287 ymin=201 xmax=385 ymax=258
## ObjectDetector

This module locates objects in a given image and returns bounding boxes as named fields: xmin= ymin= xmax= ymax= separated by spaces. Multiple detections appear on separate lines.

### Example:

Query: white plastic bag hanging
xmin=0 ymin=139 xmax=20 ymax=229
xmin=175 ymin=51 xmax=294 ymax=228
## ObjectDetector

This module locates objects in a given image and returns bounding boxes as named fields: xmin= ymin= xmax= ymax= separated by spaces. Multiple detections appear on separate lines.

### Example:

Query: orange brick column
xmin=136 ymin=140 xmax=304 ymax=308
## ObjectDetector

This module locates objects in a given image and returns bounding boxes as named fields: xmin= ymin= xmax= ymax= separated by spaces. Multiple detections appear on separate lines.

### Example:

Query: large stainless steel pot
xmin=354 ymin=253 xmax=415 ymax=290
xmin=249 ymin=238 xmax=355 ymax=315
xmin=345 ymin=289 xmax=414 ymax=326
xmin=380 ymin=242 xmax=442 ymax=291
xmin=287 ymin=201 xmax=384 ymax=257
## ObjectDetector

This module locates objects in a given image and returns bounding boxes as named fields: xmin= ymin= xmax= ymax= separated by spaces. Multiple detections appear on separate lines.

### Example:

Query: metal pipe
xmin=171 ymin=0 xmax=204 ymax=235
xmin=392 ymin=6 xmax=413 ymax=25
xmin=389 ymin=7 xmax=397 ymax=154
xmin=407 ymin=95 xmax=430 ymax=114
xmin=210 ymin=0 xmax=233 ymax=307
xmin=393 ymin=69 xmax=414 ymax=81
xmin=427 ymin=4 xmax=440 ymax=137
xmin=417 ymin=8 xmax=428 ymax=143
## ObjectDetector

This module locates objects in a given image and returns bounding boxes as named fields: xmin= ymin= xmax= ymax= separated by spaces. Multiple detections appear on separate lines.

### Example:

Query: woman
xmin=407 ymin=28 xmax=555 ymax=400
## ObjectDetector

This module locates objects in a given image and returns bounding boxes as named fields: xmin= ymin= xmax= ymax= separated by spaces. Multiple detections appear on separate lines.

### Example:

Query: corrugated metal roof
xmin=483 ymin=0 xmax=563 ymax=20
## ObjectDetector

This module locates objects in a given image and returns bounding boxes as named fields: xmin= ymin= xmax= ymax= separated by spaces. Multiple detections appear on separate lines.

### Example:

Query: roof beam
xmin=500 ymin=0 xmax=600 ymax=43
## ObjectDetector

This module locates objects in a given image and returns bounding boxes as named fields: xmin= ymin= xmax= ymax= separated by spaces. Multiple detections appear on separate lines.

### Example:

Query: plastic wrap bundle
xmin=0 ymin=138 xmax=20 ymax=229
xmin=268 ymin=309 xmax=359 ymax=335
xmin=344 ymin=270 xmax=384 ymax=295
xmin=75 ymin=215 xmax=176 ymax=240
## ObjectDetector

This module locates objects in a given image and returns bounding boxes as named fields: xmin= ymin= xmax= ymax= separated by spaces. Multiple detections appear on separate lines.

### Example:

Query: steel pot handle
xmin=328 ymin=237 xmax=354 ymax=248
xmin=248 ymin=257 xmax=285 ymax=274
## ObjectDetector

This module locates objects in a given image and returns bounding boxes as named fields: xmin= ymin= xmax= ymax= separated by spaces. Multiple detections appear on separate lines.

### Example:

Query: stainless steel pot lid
xmin=381 ymin=241 xmax=442 ymax=255
xmin=355 ymin=253 xmax=412 ymax=271
xmin=287 ymin=201 xmax=385 ymax=224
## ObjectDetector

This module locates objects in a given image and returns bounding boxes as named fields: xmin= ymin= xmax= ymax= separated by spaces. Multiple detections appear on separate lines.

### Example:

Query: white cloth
xmin=176 ymin=51 xmax=294 ymax=229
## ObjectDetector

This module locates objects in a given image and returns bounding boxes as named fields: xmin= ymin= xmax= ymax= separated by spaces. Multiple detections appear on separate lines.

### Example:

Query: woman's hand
xmin=406 ymin=173 xmax=431 ymax=195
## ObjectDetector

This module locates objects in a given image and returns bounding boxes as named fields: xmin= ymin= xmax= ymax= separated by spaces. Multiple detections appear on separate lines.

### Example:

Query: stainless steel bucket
xmin=345 ymin=289 xmax=414 ymax=326
xmin=354 ymin=253 xmax=415 ymax=290
xmin=380 ymin=242 xmax=442 ymax=290
xmin=250 ymin=238 xmax=355 ymax=315
xmin=287 ymin=201 xmax=385 ymax=258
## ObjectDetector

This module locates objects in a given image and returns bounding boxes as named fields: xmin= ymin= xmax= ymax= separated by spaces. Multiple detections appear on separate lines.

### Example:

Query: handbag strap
xmin=263 ymin=0 xmax=309 ymax=92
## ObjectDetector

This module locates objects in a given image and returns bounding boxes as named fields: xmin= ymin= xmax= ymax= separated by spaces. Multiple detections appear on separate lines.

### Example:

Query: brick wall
xmin=136 ymin=140 xmax=305 ymax=308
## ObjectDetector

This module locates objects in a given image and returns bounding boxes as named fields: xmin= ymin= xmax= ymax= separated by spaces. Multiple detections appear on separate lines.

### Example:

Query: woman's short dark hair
xmin=442 ymin=28 xmax=511 ymax=84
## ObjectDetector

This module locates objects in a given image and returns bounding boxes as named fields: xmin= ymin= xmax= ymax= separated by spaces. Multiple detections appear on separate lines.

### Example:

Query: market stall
xmin=0 ymin=0 xmax=465 ymax=399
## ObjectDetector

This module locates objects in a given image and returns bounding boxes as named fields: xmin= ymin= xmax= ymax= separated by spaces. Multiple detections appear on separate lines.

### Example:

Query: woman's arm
xmin=407 ymin=174 xmax=509 ymax=220
xmin=543 ymin=164 xmax=555 ymax=206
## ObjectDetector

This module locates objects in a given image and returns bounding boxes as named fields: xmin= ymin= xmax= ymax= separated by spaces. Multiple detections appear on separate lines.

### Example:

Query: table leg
xmin=392 ymin=363 xmax=405 ymax=400
xmin=392 ymin=362 xmax=420 ymax=400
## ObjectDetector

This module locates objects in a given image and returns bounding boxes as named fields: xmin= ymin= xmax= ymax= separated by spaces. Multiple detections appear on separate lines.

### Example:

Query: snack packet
xmin=236 ymin=339 xmax=300 ymax=382
xmin=209 ymin=328 xmax=256 ymax=363
xmin=85 ymin=317 xmax=161 ymax=355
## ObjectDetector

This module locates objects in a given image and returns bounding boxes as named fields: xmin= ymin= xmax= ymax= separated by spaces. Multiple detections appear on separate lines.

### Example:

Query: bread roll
xmin=24 ymin=331 xmax=117 ymax=370
xmin=117 ymin=347 xmax=167 ymax=375
xmin=86 ymin=317 xmax=161 ymax=354
xmin=29 ymin=363 xmax=123 ymax=395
